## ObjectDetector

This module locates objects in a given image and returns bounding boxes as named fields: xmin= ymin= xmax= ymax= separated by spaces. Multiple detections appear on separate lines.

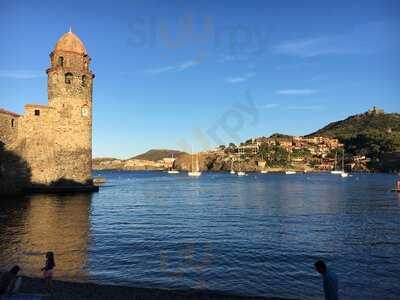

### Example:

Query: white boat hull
xmin=188 ymin=171 xmax=202 ymax=177
xmin=285 ymin=171 xmax=296 ymax=175
xmin=341 ymin=172 xmax=349 ymax=178
xmin=331 ymin=170 xmax=343 ymax=174
xmin=168 ymin=170 xmax=180 ymax=174
xmin=230 ymin=170 xmax=236 ymax=174
xmin=260 ymin=170 xmax=268 ymax=174
xmin=237 ymin=171 xmax=246 ymax=176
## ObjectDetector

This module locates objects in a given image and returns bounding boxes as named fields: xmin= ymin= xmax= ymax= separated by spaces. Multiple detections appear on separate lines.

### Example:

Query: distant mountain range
xmin=131 ymin=149 xmax=187 ymax=161
xmin=92 ymin=149 xmax=188 ymax=171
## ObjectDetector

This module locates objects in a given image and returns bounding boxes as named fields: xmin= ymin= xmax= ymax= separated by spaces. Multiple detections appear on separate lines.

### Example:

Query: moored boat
xmin=331 ymin=170 xmax=343 ymax=175
xmin=230 ymin=160 xmax=235 ymax=174
xmin=188 ymin=152 xmax=202 ymax=177
xmin=168 ymin=170 xmax=180 ymax=174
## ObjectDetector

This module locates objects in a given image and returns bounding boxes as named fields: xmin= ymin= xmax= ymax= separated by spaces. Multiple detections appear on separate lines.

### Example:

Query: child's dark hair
xmin=314 ymin=260 xmax=326 ymax=271
xmin=46 ymin=251 xmax=55 ymax=267
xmin=10 ymin=265 xmax=20 ymax=274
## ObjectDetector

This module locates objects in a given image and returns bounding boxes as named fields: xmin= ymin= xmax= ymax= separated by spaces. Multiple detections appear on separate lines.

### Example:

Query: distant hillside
xmin=307 ymin=108 xmax=400 ymax=170
xmin=308 ymin=109 xmax=400 ymax=139
xmin=92 ymin=157 xmax=117 ymax=163
xmin=131 ymin=149 xmax=187 ymax=161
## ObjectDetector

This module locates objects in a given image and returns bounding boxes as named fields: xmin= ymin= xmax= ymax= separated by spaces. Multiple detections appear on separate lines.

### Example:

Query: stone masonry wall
xmin=1 ymin=33 xmax=94 ymax=190
xmin=0 ymin=111 xmax=19 ymax=145
xmin=46 ymin=50 xmax=93 ymax=184
xmin=10 ymin=105 xmax=58 ymax=184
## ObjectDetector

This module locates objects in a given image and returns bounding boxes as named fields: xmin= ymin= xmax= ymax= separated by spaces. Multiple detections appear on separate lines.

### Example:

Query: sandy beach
xmin=11 ymin=275 xmax=296 ymax=300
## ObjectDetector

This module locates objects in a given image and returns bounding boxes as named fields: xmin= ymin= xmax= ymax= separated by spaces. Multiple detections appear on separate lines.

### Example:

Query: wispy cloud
xmin=0 ymin=70 xmax=45 ymax=79
xmin=273 ymin=21 xmax=399 ymax=57
xmin=178 ymin=60 xmax=199 ymax=71
xmin=287 ymin=105 xmax=324 ymax=111
xmin=225 ymin=72 xmax=256 ymax=84
xmin=218 ymin=55 xmax=248 ymax=63
xmin=262 ymin=103 xmax=279 ymax=109
xmin=274 ymin=36 xmax=339 ymax=57
xmin=276 ymin=89 xmax=318 ymax=96
xmin=146 ymin=60 xmax=200 ymax=75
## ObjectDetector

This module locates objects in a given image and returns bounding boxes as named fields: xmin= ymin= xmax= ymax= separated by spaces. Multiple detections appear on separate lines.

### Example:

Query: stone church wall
xmin=0 ymin=110 xmax=19 ymax=145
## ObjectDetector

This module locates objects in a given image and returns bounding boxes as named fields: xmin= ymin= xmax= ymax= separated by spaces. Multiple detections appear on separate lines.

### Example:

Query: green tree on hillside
xmin=259 ymin=142 xmax=289 ymax=167
xmin=292 ymin=148 xmax=312 ymax=159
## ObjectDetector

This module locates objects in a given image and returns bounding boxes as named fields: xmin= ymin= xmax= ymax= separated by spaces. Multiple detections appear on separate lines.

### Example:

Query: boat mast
xmin=191 ymin=147 xmax=194 ymax=172
xmin=342 ymin=148 xmax=345 ymax=171
xmin=334 ymin=151 xmax=337 ymax=170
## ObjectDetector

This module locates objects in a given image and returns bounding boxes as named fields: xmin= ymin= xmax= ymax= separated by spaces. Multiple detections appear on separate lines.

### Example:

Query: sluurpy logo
xmin=127 ymin=11 xmax=272 ymax=59
xmin=160 ymin=242 xmax=214 ymax=289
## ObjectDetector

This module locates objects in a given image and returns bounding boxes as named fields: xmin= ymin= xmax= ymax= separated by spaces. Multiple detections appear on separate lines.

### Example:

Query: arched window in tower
xmin=81 ymin=105 xmax=89 ymax=117
xmin=58 ymin=56 xmax=64 ymax=67
xmin=65 ymin=73 xmax=73 ymax=84
xmin=81 ymin=75 xmax=87 ymax=87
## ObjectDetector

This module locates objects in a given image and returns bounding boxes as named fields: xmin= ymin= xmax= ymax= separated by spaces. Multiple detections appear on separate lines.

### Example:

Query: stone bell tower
xmin=46 ymin=29 xmax=95 ymax=184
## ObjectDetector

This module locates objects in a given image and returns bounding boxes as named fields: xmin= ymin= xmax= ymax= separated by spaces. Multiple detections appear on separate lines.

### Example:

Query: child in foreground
xmin=41 ymin=251 xmax=55 ymax=292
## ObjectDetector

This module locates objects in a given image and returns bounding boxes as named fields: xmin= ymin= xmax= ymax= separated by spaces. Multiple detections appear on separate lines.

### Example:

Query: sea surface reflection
xmin=1 ymin=172 xmax=399 ymax=300
xmin=0 ymin=193 xmax=91 ymax=279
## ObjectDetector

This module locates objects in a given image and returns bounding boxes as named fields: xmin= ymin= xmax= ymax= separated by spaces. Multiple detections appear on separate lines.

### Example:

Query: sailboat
xmin=237 ymin=158 xmax=246 ymax=176
xmin=230 ymin=160 xmax=236 ymax=174
xmin=260 ymin=153 xmax=268 ymax=173
xmin=340 ymin=149 xmax=348 ymax=178
xmin=285 ymin=170 xmax=296 ymax=175
xmin=331 ymin=151 xmax=343 ymax=174
xmin=167 ymin=153 xmax=180 ymax=174
xmin=188 ymin=152 xmax=202 ymax=177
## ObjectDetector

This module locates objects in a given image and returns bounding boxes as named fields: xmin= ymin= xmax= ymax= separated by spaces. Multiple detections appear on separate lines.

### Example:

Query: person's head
xmin=314 ymin=260 xmax=327 ymax=274
xmin=9 ymin=265 xmax=20 ymax=275
xmin=46 ymin=251 xmax=54 ymax=262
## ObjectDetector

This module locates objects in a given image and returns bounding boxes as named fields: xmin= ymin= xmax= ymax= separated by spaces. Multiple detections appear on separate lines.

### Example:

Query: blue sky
xmin=0 ymin=0 xmax=399 ymax=158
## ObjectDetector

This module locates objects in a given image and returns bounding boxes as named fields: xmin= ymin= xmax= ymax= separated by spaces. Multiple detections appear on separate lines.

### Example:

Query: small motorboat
xmin=237 ymin=171 xmax=246 ymax=176
xmin=93 ymin=177 xmax=107 ymax=186
xmin=168 ymin=170 xmax=180 ymax=174
xmin=331 ymin=170 xmax=343 ymax=175
xmin=285 ymin=171 xmax=296 ymax=175
xmin=188 ymin=171 xmax=202 ymax=177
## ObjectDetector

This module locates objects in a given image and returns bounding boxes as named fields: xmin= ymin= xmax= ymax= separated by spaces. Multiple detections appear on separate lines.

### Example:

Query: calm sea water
xmin=1 ymin=172 xmax=400 ymax=299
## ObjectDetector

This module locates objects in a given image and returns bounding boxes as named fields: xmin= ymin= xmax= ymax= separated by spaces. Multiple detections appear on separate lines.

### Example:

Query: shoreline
xmin=15 ymin=275 xmax=295 ymax=300
xmin=93 ymin=168 xmax=381 ymax=174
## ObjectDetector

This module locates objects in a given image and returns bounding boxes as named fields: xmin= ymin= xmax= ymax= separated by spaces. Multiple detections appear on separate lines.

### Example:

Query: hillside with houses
xmin=175 ymin=108 xmax=400 ymax=173
xmin=94 ymin=108 xmax=400 ymax=173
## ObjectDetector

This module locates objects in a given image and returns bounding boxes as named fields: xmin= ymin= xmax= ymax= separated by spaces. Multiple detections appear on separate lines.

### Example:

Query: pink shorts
xmin=43 ymin=270 xmax=53 ymax=278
